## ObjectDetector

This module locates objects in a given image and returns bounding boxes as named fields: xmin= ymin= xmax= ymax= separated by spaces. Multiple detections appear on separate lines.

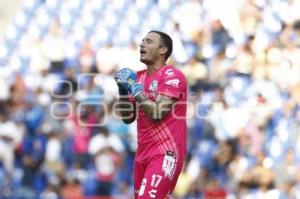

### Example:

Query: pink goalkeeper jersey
xmin=135 ymin=65 xmax=187 ymax=161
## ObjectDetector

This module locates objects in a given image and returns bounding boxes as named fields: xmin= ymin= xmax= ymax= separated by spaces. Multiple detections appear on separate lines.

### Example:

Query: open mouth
xmin=140 ymin=49 xmax=146 ymax=55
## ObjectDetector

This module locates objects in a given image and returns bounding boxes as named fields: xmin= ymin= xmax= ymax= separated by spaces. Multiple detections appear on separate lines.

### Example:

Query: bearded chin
xmin=140 ymin=57 xmax=151 ymax=65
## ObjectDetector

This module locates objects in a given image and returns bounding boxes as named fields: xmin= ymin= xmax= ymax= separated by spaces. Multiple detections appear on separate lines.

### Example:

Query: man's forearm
xmin=135 ymin=94 xmax=158 ymax=120
xmin=117 ymin=96 xmax=136 ymax=124
xmin=135 ymin=93 xmax=174 ymax=121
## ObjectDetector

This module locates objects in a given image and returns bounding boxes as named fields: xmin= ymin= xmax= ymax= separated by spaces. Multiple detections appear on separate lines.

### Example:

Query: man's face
xmin=139 ymin=32 xmax=164 ymax=65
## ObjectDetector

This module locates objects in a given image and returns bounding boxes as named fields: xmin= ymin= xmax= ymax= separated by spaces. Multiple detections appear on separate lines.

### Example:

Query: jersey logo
xmin=162 ymin=151 xmax=176 ymax=179
xmin=165 ymin=69 xmax=175 ymax=77
xmin=165 ymin=79 xmax=179 ymax=87
xmin=149 ymin=80 xmax=158 ymax=92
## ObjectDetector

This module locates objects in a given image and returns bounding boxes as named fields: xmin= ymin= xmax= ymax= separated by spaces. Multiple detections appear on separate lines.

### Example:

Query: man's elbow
xmin=122 ymin=118 xmax=135 ymax=124
xmin=121 ymin=113 xmax=136 ymax=124
xmin=118 ymin=110 xmax=136 ymax=124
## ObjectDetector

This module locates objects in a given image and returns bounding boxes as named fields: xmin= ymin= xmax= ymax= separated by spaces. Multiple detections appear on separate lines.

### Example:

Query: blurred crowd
xmin=0 ymin=0 xmax=300 ymax=198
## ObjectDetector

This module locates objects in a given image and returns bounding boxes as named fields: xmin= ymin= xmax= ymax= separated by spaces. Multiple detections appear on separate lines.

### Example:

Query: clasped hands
xmin=114 ymin=68 xmax=143 ymax=97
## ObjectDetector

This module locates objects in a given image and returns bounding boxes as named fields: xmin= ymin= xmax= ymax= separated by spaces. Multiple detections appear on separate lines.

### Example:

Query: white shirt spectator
xmin=0 ymin=120 xmax=23 ymax=147
xmin=0 ymin=119 xmax=23 ymax=176
xmin=45 ymin=136 xmax=62 ymax=162
xmin=96 ymin=44 xmax=120 ymax=73
xmin=43 ymin=23 xmax=65 ymax=62
xmin=88 ymin=132 xmax=124 ymax=155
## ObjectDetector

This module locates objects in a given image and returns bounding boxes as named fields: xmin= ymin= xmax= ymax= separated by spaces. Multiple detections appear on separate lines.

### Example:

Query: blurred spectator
xmin=0 ymin=108 xmax=23 ymax=191
xmin=118 ymin=42 xmax=143 ymax=71
xmin=70 ymin=113 xmax=92 ymax=167
xmin=30 ymin=38 xmax=49 ymax=73
xmin=14 ymin=154 xmax=44 ymax=199
xmin=203 ymin=177 xmax=227 ymax=199
xmin=79 ymin=40 xmax=95 ymax=74
xmin=58 ymin=67 xmax=78 ymax=97
xmin=207 ymin=48 xmax=231 ymax=84
xmin=96 ymin=43 xmax=120 ymax=74
xmin=210 ymin=20 xmax=232 ymax=54
xmin=173 ymin=161 xmax=194 ymax=198
xmin=40 ymin=183 xmax=60 ymax=199
xmin=60 ymin=177 xmax=84 ymax=199
xmin=171 ymin=23 xmax=189 ymax=64
xmin=180 ymin=56 xmax=207 ymax=91
xmin=88 ymin=127 xmax=124 ymax=196
xmin=274 ymin=149 xmax=298 ymax=190
xmin=43 ymin=21 xmax=65 ymax=73
xmin=44 ymin=131 xmax=64 ymax=175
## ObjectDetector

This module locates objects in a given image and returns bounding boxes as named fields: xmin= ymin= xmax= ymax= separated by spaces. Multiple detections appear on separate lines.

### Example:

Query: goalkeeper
xmin=114 ymin=31 xmax=187 ymax=199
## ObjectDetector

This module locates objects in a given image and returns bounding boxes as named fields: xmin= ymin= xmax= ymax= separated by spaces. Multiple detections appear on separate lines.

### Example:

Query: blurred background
xmin=0 ymin=0 xmax=300 ymax=198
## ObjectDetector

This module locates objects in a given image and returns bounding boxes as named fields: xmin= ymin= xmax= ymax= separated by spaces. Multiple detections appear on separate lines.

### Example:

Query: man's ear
xmin=160 ymin=46 xmax=168 ymax=56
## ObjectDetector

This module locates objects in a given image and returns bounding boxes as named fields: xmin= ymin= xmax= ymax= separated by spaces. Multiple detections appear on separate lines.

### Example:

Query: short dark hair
xmin=149 ymin=30 xmax=173 ymax=60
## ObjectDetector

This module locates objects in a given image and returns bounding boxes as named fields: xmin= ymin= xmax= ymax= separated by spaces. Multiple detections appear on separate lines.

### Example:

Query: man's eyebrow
xmin=142 ymin=38 xmax=152 ymax=42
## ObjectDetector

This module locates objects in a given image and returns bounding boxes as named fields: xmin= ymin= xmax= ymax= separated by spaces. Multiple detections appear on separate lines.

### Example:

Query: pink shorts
xmin=133 ymin=151 xmax=184 ymax=199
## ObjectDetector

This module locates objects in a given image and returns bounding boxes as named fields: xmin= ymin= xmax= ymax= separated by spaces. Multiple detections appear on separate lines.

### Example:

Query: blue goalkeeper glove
xmin=114 ymin=68 xmax=142 ymax=97
xmin=130 ymin=83 xmax=143 ymax=97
